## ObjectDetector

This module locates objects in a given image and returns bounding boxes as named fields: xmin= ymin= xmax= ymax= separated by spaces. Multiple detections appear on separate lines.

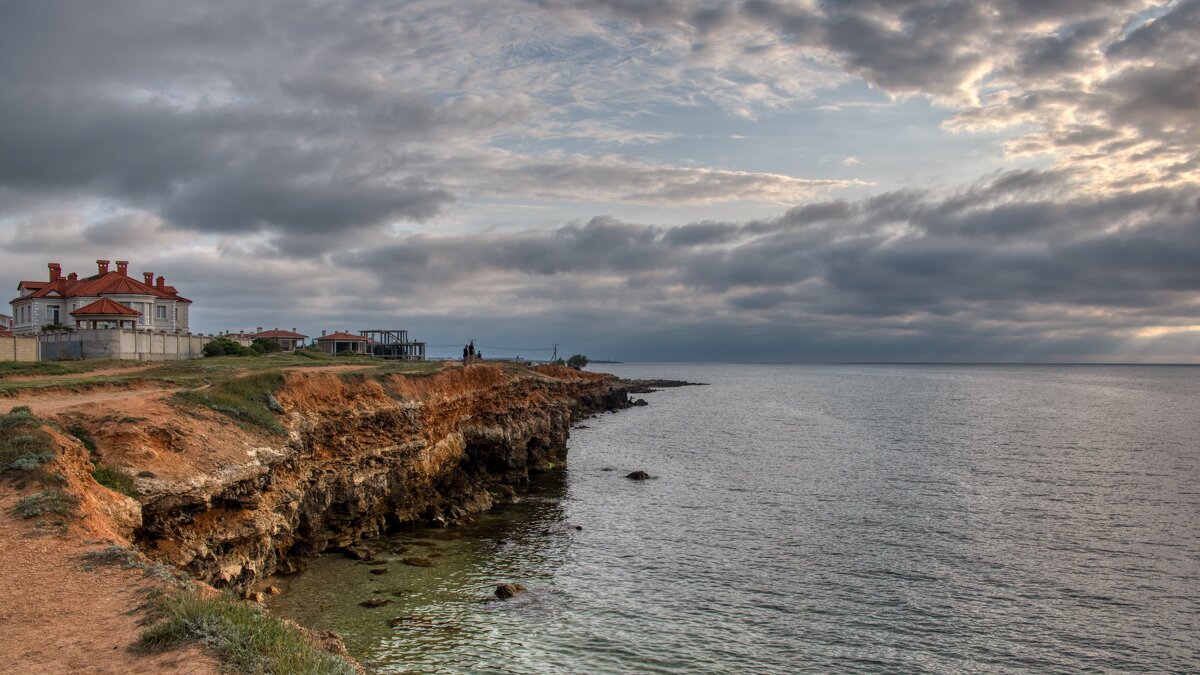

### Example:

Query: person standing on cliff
xmin=468 ymin=340 xmax=475 ymax=364
xmin=462 ymin=344 xmax=469 ymax=366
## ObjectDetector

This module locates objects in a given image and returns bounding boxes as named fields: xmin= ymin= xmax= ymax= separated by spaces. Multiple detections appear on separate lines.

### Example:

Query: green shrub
xmin=252 ymin=338 xmax=283 ymax=354
xmin=68 ymin=424 xmax=98 ymax=455
xmin=139 ymin=589 xmax=356 ymax=674
xmin=14 ymin=489 xmax=78 ymax=518
xmin=202 ymin=337 xmax=254 ymax=358
xmin=567 ymin=353 xmax=589 ymax=369
xmin=93 ymin=465 xmax=138 ymax=497
xmin=1 ymin=407 xmax=56 ymax=474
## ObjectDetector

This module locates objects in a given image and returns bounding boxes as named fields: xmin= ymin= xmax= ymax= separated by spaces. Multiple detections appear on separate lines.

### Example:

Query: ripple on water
xmin=270 ymin=364 xmax=1200 ymax=673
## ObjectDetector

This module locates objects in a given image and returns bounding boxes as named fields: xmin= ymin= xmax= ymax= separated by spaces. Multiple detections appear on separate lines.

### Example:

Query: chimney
xmin=116 ymin=260 xmax=129 ymax=276
xmin=156 ymin=275 xmax=165 ymax=289
xmin=321 ymin=330 xmax=327 ymax=337
xmin=143 ymin=272 xmax=154 ymax=285
xmin=257 ymin=326 xmax=263 ymax=333
xmin=68 ymin=272 xmax=77 ymax=282
xmin=291 ymin=328 xmax=296 ymax=333
xmin=97 ymin=259 xmax=110 ymax=275
xmin=48 ymin=263 xmax=61 ymax=282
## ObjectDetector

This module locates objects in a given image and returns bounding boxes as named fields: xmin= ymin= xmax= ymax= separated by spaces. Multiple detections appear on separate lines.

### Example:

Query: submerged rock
xmin=626 ymin=470 xmax=652 ymax=480
xmin=369 ymin=568 xmax=389 ymax=575
xmin=401 ymin=557 xmax=436 ymax=567
xmin=494 ymin=583 xmax=527 ymax=599
xmin=360 ymin=598 xmax=392 ymax=608
xmin=343 ymin=544 xmax=375 ymax=561
xmin=631 ymin=398 xmax=648 ymax=406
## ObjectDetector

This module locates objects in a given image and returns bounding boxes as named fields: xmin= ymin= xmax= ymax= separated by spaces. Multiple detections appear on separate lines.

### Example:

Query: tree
xmin=252 ymin=337 xmax=282 ymax=353
xmin=566 ymin=354 xmax=589 ymax=370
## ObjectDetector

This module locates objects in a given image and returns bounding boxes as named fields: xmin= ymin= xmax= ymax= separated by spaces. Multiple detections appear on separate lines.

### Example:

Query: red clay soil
xmin=0 ymin=491 xmax=219 ymax=675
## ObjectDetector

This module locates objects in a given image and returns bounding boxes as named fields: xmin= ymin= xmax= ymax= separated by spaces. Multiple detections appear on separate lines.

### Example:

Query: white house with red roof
xmin=10 ymin=260 xmax=192 ymax=335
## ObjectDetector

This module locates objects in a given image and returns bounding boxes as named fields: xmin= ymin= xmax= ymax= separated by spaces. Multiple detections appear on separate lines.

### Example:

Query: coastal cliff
xmin=71 ymin=363 xmax=630 ymax=592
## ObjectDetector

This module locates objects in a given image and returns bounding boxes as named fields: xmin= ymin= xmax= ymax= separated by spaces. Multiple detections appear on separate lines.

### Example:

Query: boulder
xmin=343 ymin=544 xmax=375 ymax=561
xmin=494 ymin=583 xmax=527 ymax=599
xmin=626 ymin=470 xmax=652 ymax=480
xmin=401 ymin=557 xmax=436 ymax=568
xmin=360 ymin=598 xmax=392 ymax=608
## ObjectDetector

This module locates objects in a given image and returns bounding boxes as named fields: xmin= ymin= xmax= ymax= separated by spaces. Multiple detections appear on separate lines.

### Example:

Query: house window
xmin=156 ymin=305 xmax=167 ymax=319
xmin=48 ymin=305 xmax=60 ymax=324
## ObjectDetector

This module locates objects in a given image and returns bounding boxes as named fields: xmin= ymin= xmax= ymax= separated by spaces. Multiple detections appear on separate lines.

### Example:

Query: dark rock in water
xmin=574 ymin=525 xmax=583 ymax=530
xmin=600 ymin=467 xmax=615 ymax=472
xmin=344 ymin=544 xmax=375 ymax=561
xmin=573 ymin=424 xmax=590 ymax=430
xmin=402 ymin=557 xmax=436 ymax=567
xmin=369 ymin=568 xmax=389 ymax=575
xmin=390 ymin=616 xmax=441 ymax=631
xmin=626 ymin=470 xmax=652 ymax=480
xmin=494 ymin=582 xmax=527 ymax=599
xmin=360 ymin=598 xmax=392 ymax=608
xmin=631 ymin=398 xmax=648 ymax=406
xmin=361 ymin=559 xmax=388 ymax=566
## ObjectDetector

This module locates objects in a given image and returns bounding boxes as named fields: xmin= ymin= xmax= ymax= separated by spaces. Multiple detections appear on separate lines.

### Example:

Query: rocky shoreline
xmin=109 ymin=364 xmax=636 ymax=593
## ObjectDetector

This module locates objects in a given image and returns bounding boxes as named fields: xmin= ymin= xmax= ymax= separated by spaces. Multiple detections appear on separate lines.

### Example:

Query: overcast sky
xmin=2 ymin=0 xmax=1198 ymax=362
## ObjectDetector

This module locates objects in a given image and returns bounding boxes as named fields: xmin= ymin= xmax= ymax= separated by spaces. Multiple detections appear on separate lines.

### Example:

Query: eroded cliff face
xmin=83 ymin=364 xmax=627 ymax=591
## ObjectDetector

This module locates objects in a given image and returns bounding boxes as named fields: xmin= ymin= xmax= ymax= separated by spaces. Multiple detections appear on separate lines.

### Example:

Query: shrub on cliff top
xmin=175 ymin=371 xmax=287 ymax=434
xmin=14 ymin=488 xmax=78 ymax=518
xmin=1 ymin=406 xmax=56 ymax=474
xmin=93 ymin=465 xmax=138 ymax=498
xmin=139 ymin=588 xmax=357 ymax=675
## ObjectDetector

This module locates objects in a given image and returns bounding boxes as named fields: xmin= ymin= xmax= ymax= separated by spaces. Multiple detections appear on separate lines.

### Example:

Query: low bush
xmin=202 ymin=337 xmax=254 ymax=358
xmin=1 ymin=406 xmax=57 ymax=474
xmin=93 ymin=465 xmax=138 ymax=497
xmin=139 ymin=588 xmax=356 ymax=674
xmin=14 ymin=489 xmax=78 ymax=518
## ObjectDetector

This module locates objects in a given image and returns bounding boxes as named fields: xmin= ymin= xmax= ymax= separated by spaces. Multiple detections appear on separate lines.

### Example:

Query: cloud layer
xmin=1 ymin=0 xmax=1197 ymax=361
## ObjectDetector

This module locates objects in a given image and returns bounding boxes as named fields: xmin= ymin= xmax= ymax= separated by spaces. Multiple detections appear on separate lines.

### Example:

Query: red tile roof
xmin=254 ymin=329 xmax=308 ymax=339
xmin=13 ymin=270 xmax=192 ymax=304
xmin=316 ymin=332 xmax=368 ymax=342
xmin=70 ymin=297 xmax=143 ymax=317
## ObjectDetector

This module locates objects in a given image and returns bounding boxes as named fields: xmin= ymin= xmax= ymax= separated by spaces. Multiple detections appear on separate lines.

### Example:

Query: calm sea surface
xmin=270 ymin=364 xmax=1200 ymax=673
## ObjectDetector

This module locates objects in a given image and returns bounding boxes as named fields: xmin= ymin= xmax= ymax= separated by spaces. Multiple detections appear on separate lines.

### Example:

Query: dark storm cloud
xmin=339 ymin=170 xmax=1200 ymax=328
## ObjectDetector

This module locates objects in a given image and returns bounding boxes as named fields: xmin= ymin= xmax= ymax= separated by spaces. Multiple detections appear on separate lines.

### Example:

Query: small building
xmin=316 ymin=331 xmax=369 ymax=355
xmin=0 ymin=313 xmax=13 ymax=337
xmin=70 ymin=297 xmax=142 ymax=329
xmin=252 ymin=328 xmax=307 ymax=352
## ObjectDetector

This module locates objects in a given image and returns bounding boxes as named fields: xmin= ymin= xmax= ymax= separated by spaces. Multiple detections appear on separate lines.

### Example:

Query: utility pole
xmin=552 ymin=343 xmax=558 ymax=363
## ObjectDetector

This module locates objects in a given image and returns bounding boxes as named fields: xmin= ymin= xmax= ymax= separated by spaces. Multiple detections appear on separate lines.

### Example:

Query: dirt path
xmin=7 ymin=385 xmax=178 ymax=418
xmin=0 ymin=493 xmax=219 ymax=674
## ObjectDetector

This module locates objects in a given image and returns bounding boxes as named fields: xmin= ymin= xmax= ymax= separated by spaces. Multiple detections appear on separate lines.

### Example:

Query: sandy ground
xmin=0 ymin=491 xmax=219 ymax=674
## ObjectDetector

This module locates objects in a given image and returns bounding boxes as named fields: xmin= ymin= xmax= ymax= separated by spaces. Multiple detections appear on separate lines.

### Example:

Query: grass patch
xmin=139 ymin=588 xmax=357 ymax=675
xmin=0 ymin=359 xmax=130 ymax=379
xmin=14 ymin=488 xmax=78 ymax=518
xmin=93 ymin=465 xmax=138 ymax=497
xmin=1 ymin=405 xmax=57 ymax=473
xmin=80 ymin=543 xmax=144 ymax=570
xmin=68 ymin=423 xmax=98 ymax=455
xmin=174 ymin=371 xmax=287 ymax=434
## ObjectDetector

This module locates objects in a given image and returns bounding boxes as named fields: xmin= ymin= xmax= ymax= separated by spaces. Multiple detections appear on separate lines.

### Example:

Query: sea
xmin=269 ymin=364 xmax=1200 ymax=673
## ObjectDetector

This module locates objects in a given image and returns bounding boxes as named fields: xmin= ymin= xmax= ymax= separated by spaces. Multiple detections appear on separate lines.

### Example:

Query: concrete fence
xmin=39 ymin=329 xmax=208 ymax=361
xmin=0 ymin=335 xmax=39 ymax=362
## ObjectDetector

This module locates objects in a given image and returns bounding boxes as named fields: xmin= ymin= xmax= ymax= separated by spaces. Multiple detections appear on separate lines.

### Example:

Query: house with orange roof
xmin=315 ymin=331 xmax=369 ymax=355
xmin=252 ymin=328 xmax=308 ymax=352
xmin=10 ymin=260 xmax=192 ymax=335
